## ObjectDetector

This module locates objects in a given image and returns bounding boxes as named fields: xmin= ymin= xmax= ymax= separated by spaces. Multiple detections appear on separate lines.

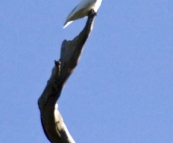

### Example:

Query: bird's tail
xmin=63 ymin=21 xmax=73 ymax=28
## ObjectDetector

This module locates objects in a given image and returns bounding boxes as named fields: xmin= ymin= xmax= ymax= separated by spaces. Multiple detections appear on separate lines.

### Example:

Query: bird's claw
xmin=88 ymin=9 xmax=97 ymax=17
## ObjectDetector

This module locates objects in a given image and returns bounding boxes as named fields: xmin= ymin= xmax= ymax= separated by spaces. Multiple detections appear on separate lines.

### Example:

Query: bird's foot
xmin=88 ymin=9 xmax=97 ymax=17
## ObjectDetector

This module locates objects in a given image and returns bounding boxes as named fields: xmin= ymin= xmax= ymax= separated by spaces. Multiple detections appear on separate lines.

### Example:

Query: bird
xmin=63 ymin=0 xmax=102 ymax=28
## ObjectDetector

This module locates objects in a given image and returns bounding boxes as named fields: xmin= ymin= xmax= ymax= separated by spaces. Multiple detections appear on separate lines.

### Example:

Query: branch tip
xmin=88 ymin=9 xmax=97 ymax=17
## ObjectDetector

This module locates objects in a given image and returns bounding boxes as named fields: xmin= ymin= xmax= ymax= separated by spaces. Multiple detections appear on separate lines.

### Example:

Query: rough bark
xmin=38 ymin=10 xmax=96 ymax=143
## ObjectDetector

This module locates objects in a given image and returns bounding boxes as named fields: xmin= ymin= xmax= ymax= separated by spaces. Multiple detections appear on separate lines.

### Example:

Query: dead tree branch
xmin=38 ymin=10 xmax=96 ymax=143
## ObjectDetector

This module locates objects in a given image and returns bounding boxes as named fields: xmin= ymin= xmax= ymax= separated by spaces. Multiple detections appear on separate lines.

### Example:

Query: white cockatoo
xmin=63 ymin=0 xmax=102 ymax=28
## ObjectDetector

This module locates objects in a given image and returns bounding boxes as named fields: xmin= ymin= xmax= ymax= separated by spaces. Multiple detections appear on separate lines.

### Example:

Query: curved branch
xmin=38 ymin=10 xmax=96 ymax=143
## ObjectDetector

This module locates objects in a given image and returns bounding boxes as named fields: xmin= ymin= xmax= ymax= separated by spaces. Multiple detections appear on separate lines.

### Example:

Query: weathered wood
xmin=38 ymin=10 xmax=96 ymax=143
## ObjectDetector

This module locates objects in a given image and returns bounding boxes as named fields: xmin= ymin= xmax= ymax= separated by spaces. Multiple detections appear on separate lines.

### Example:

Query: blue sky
xmin=0 ymin=0 xmax=173 ymax=142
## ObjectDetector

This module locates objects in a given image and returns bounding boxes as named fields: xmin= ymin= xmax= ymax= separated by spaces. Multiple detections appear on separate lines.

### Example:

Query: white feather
xmin=63 ymin=0 xmax=102 ymax=28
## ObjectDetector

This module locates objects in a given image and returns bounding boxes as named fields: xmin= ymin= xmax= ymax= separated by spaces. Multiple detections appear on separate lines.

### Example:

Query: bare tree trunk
xmin=38 ymin=10 xmax=96 ymax=143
